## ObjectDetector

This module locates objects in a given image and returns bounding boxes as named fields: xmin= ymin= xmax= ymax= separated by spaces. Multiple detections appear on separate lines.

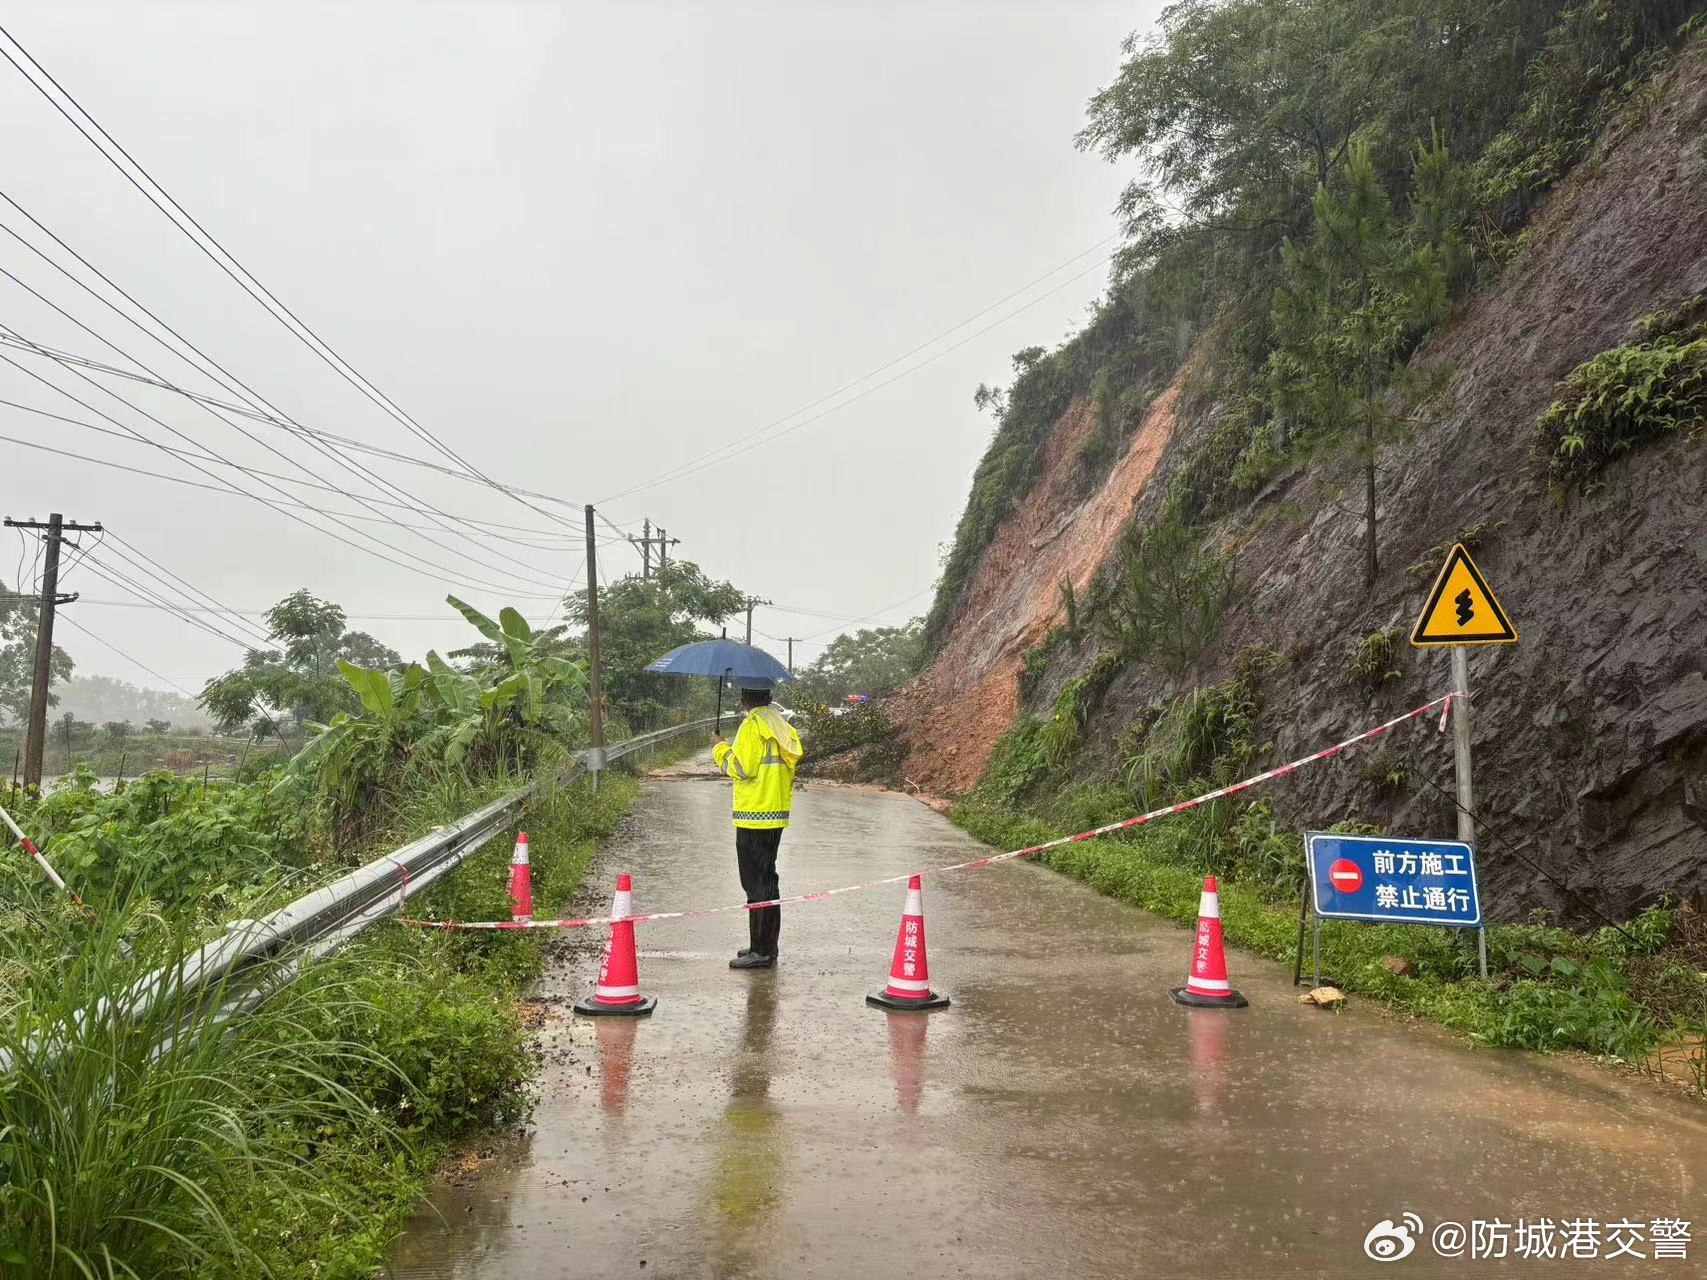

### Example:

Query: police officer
xmin=712 ymin=677 xmax=803 ymax=969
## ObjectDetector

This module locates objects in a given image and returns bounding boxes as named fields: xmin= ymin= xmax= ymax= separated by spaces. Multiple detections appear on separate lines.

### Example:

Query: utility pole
xmin=786 ymin=637 xmax=798 ymax=675
xmin=583 ymin=504 xmax=606 ymax=784
xmin=741 ymin=595 xmax=771 ymax=646
xmin=627 ymin=521 xmax=681 ymax=579
xmin=5 ymin=513 xmax=101 ymax=789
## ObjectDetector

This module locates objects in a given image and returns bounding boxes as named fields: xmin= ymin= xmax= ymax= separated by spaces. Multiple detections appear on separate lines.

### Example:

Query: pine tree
xmin=1267 ymin=137 xmax=1451 ymax=587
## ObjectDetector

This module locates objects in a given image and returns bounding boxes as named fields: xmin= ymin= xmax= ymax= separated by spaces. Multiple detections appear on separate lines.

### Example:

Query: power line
xmin=55 ymin=614 xmax=198 ymax=698
xmin=0 ymin=251 xmax=579 ymax=576
xmin=597 ymin=241 xmax=1118 ymax=505
xmin=0 ymin=331 xmax=589 ymax=526
xmin=0 ymin=25 xmax=582 ymax=536
xmin=0 ymin=341 xmax=562 ymax=601
xmin=0 ymin=404 xmax=608 ymax=549
xmin=0 ymin=193 xmax=591 ymax=554
xmin=0 ymin=261 xmax=575 ymax=592
xmin=102 ymin=534 xmax=275 ymax=647
xmin=46 ymin=597 xmax=536 ymax=624
xmin=78 ymin=555 xmax=259 ymax=653
xmin=796 ymin=585 xmax=936 ymax=641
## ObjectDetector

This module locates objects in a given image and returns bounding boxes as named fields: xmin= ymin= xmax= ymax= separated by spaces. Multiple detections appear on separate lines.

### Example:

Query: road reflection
xmin=706 ymin=979 xmax=783 ymax=1278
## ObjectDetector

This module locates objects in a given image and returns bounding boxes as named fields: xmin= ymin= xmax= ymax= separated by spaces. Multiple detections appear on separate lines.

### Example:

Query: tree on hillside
xmin=0 ymin=579 xmax=73 ymax=724
xmin=200 ymin=590 xmax=401 ymax=736
xmin=563 ymin=560 xmax=746 ymax=727
xmin=790 ymin=622 xmax=924 ymax=708
xmin=1267 ymin=138 xmax=1450 ymax=586
xmin=1077 ymin=0 xmax=1563 ymax=255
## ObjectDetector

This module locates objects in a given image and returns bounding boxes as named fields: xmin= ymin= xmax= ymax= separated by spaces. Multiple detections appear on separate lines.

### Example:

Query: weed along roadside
xmin=946 ymin=685 xmax=1706 ymax=1092
xmin=0 ymin=581 xmax=714 ymax=1277
xmin=0 ymin=763 xmax=647 ymax=1277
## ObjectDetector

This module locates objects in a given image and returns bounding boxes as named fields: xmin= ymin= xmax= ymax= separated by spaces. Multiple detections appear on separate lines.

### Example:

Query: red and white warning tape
xmin=399 ymin=691 xmax=1464 ymax=934
xmin=1 ymin=799 xmax=98 ymax=923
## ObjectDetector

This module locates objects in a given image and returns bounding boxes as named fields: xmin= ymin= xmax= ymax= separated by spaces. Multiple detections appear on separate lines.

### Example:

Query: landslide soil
xmin=888 ymin=377 xmax=1181 ymax=794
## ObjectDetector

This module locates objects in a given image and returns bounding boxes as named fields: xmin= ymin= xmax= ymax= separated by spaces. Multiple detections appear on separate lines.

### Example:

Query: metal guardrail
xmin=6 ymin=718 xmax=719 ymax=1065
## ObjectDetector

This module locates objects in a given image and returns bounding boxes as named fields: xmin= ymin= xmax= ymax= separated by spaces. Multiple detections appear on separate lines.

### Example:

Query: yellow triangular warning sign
xmin=1411 ymin=544 xmax=1516 ymax=646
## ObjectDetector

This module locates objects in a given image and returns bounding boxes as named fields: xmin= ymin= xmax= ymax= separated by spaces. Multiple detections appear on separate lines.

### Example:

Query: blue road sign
xmin=1306 ymin=832 xmax=1482 ymax=927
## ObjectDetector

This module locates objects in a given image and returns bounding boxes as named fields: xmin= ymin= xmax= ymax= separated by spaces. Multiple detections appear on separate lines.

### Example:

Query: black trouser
xmin=735 ymin=825 xmax=783 ymax=956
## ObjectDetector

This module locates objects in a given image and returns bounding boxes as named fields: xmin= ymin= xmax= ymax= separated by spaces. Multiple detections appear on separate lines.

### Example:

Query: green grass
xmin=0 ymin=763 xmax=649 ymax=1278
xmin=950 ymin=798 xmax=1701 ymax=1076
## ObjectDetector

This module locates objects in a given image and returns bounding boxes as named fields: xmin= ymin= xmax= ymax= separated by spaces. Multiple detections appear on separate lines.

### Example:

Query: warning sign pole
xmin=1450 ymin=647 xmax=1489 ymax=979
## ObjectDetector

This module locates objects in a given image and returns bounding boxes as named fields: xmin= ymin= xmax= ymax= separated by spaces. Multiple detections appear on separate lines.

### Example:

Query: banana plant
xmin=285 ymin=661 xmax=428 ymax=809
xmin=428 ymin=599 xmax=589 ymax=765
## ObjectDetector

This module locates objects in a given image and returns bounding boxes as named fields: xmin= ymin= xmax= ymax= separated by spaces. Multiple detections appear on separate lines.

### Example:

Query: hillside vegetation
xmin=904 ymin=0 xmax=1707 ymax=1084
xmin=928 ymin=0 xmax=1701 ymax=656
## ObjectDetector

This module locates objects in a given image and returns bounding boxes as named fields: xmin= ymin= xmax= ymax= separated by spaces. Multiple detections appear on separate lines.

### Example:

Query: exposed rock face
xmin=896 ymin=41 xmax=1707 ymax=923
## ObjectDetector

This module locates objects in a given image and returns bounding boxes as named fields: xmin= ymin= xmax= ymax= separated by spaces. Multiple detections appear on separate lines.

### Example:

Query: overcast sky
xmin=0 ymin=1 xmax=1162 ymax=696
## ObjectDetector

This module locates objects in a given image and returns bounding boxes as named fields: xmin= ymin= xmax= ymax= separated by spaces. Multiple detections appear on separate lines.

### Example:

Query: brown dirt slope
xmin=897 ymin=38 xmax=1707 ymax=919
xmin=888 ymin=376 xmax=1182 ymax=793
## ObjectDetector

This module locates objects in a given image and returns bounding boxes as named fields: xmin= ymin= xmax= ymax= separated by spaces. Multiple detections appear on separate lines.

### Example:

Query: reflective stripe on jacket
xmin=712 ymin=706 xmax=802 ymax=829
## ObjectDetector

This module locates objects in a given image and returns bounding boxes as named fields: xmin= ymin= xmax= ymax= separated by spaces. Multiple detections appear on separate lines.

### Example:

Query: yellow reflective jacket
xmin=712 ymin=705 xmax=803 ymax=829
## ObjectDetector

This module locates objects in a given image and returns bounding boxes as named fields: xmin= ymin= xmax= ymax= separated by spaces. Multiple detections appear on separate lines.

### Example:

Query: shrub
xmin=6 ymin=765 xmax=317 ymax=919
xmin=1484 ymin=955 xmax=1661 ymax=1059
xmin=794 ymin=703 xmax=891 ymax=762
xmin=1096 ymin=518 xmax=1235 ymax=677
xmin=1124 ymin=674 xmax=1259 ymax=808
xmin=976 ymin=717 xmax=1051 ymax=808
xmin=1348 ymin=627 xmax=1404 ymax=690
xmin=1537 ymin=298 xmax=1707 ymax=485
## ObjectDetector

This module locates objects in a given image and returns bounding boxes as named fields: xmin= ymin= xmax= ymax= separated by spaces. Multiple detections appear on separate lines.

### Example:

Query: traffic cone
xmin=574 ymin=873 xmax=657 ymax=1017
xmin=1168 ymin=875 xmax=1249 ymax=1008
xmin=865 ymin=875 xmax=950 ymax=1010
xmin=507 ymin=832 xmax=533 ymax=923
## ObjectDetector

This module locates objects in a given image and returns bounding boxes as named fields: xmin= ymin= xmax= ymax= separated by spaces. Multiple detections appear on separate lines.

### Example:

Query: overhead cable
xmin=0 ymin=25 xmax=582 ymax=534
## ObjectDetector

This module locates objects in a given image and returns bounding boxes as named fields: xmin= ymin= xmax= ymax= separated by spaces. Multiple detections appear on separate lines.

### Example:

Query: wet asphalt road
xmin=387 ymin=753 xmax=1707 ymax=1278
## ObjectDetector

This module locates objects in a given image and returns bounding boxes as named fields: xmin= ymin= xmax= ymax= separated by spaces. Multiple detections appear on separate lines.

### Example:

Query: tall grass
xmin=0 ymin=897 xmax=399 ymax=1279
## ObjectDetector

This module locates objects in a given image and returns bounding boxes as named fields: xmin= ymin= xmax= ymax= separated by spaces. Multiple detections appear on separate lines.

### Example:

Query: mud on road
xmin=388 ymin=759 xmax=1706 ymax=1278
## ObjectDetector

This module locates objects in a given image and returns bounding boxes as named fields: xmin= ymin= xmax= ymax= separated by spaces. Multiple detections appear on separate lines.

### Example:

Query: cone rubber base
xmin=866 ymin=988 xmax=950 ymax=1011
xmin=1168 ymin=986 xmax=1248 ymax=1009
xmin=573 ymin=994 xmax=657 ymax=1017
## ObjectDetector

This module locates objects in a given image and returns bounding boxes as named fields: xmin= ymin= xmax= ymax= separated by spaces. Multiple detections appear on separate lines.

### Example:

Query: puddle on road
xmin=387 ymin=767 xmax=1707 ymax=1278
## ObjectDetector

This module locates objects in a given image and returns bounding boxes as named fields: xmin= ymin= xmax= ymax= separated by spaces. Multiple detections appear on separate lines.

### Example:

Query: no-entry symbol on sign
xmin=1328 ymin=859 xmax=1363 ymax=894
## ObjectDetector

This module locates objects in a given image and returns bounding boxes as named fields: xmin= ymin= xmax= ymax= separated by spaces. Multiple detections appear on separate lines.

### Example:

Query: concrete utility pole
xmin=5 ymin=513 xmax=102 ymax=789
xmin=786 ymin=637 xmax=797 ymax=675
xmin=583 ymin=504 xmax=606 ymax=782
xmin=627 ymin=521 xmax=681 ymax=581
xmin=742 ymin=595 xmax=771 ymax=646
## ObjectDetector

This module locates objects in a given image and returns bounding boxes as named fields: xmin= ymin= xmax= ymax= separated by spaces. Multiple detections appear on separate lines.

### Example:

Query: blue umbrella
xmin=645 ymin=638 xmax=792 ymax=732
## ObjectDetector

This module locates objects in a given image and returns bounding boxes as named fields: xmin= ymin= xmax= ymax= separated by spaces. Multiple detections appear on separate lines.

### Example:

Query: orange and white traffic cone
xmin=507 ymin=832 xmax=533 ymax=924
xmin=574 ymin=872 xmax=657 ymax=1017
xmin=865 ymin=875 xmax=950 ymax=1011
xmin=1168 ymin=875 xmax=1249 ymax=1008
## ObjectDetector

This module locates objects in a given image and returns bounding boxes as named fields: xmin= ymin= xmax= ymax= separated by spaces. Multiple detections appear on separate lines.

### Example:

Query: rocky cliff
xmin=893 ymin=36 xmax=1707 ymax=922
